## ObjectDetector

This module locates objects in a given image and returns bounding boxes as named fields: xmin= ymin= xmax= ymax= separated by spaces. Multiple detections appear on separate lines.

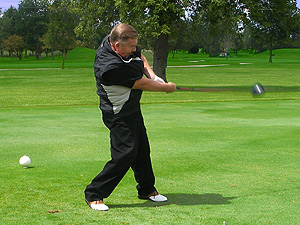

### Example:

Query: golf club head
xmin=252 ymin=83 xmax=265 ymax=95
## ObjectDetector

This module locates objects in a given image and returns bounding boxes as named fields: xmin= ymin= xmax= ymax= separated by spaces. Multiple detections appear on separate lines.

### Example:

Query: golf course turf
xmin=0 ymin=48 xmax=299 ymax=224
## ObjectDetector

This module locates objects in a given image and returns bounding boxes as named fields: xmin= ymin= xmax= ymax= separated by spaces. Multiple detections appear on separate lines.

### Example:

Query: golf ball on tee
xmin=19 ymin=155 xmax=31 ymax=168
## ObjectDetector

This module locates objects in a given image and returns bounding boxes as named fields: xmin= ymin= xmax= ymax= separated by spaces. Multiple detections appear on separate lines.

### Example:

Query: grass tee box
xmin=0 ymin=48 xmax=300 ymax=224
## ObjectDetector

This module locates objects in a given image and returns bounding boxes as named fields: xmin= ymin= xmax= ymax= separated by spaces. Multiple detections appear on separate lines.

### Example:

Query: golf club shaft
xmin=176 ymin=85 xmax=300 ymax=93
xmin=176 ymin=86 xmax=237 ymax=92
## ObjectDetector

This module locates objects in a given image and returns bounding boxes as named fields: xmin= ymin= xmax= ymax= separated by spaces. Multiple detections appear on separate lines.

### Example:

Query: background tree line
xmin=0 ymin=0 xmax=299 ymax=75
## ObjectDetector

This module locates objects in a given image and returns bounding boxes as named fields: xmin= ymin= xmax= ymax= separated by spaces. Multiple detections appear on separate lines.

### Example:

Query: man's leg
xmin=85 ymin=116 xmax=138 ymax=202
xmin=84 ymin=158 xmax=131 ymax=201
xmin=131 ymin=115 xmax=168 ymax=202
xmin=131 ymin=116 xmax=157 ymax=197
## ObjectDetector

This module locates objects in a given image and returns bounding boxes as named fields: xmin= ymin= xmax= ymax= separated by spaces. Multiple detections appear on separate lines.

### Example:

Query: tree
xmin=73 ymin=0 xmax=189 ymax=81
xmin=168 ymin=20 xmax=193 ymax=55
xmin=2 ymin=34 xmax=24 ymax=60
xmin=43 ymin=0 xmax=77 ymax=68
xmin=1 ymin=6 xmax=18 ymax=35
xmin=72 ymin=0 xmax=120 ymax=49
xmin=0 ymin=7 xmax=19 ymax=57
xmin=242 ymin=0 xmax=299 ymax=62
xmin=191 ymin=0 xmax=243 ymax=57
xmin=17 ymin=0 xmax=49 ymax=59
xmin=115 ymin=0 xmax=188 ymax=81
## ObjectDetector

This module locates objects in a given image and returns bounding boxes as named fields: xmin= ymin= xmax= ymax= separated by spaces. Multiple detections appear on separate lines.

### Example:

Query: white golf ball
xmin=19 ymin=155 xmax=31 ymax=168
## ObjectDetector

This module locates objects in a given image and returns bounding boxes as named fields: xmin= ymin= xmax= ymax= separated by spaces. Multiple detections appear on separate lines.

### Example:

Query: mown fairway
xmin=1 ymin=48 xmax=300 ymax=224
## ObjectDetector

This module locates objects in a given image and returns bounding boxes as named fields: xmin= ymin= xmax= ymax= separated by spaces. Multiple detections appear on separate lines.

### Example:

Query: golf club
xmin=251 ymin=83 xmax=265 ymax=95
xmin=176 ymin=86 xmax=247 ymax=92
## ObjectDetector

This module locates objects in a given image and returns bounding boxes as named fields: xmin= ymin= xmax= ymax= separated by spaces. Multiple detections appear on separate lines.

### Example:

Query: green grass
xmin=1 ymin=48 xmax=300 ymax=224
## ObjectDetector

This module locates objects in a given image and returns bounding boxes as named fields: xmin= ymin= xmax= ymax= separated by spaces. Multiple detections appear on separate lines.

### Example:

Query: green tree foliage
xmin=42 ymin=0 xmax=77 ymax=68
xmin=72 ymin=0 xmax=189 ymax=80
xmin=115 ymin=0 xmax=188 ymax=80
xmin=72 ymin=0 xmax=120 ymax=49
xmin=241 ymin=0 xmax=299 ymax=62
xmin=0 ymin=6 xmax=18 ymax=35
xmin=168 ymin=20 xmax=193 ymax=55
xmin=1 ymin=0 xmax=299 ymax=71
xmin=191 ymin=0 xmax=244 ymax=57
xmin=2 ymin=34 xmax=24 ymax=60
xmin=0 ymin=7 xmax=19 ymax=56
xmin=17 ymin=0 xmax=49 ymax=59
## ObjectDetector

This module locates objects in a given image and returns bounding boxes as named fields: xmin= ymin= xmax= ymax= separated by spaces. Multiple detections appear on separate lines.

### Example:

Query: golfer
xmin=85 ymin=23 xmax=176 ymax=211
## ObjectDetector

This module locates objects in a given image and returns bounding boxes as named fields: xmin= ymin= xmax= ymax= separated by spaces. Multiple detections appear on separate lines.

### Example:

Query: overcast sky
xmin=1 ymin=0 xmax=300 ymax=12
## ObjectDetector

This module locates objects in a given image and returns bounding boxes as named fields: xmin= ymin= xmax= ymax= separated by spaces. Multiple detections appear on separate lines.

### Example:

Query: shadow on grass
xmin=22 ymin=166 xmax=35 ymax=169
xmin=110 ymin=193 xmax=236 ymax=208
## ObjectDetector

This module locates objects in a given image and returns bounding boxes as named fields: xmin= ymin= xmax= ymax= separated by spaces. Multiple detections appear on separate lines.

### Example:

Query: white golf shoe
xmin=149 ymin=194 xmax=168 ymax=202
xmin=85 ymin=199 xmax=109 ymax=211
xmin=139 ymin=191 xmax=168 ymax=202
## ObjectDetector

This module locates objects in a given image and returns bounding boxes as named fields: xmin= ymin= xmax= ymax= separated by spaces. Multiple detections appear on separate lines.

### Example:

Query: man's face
xmin=113 ymin=38 xmax=137 ymax=58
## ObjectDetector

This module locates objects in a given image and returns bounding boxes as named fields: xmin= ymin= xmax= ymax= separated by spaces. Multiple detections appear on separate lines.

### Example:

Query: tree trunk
xmin=153 ymin=33 xmax=169 ymax=82
xmin=18 ymin=51 xmax=22 ymax=60
xmin=51 ymin=48 xmax=54 ymax=60
xmin=35 ymin=50 xmax=41 ymax=60
xmin=269 ymin=42 xmax=273 ymax=63
xmin=62 ymin=49 xmax=66 ymax=69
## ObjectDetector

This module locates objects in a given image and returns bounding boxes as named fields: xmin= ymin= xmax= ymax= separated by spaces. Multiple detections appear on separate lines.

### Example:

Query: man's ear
xmin=111 ymin=42 xmax=119 ymax=51
xmin=114 ymin=42 xmax=120 ymax=50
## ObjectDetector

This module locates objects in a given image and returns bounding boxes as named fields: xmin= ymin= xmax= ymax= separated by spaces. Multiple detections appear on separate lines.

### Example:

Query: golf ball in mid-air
xmin=19 ymin=156 xmax=31 ymax=168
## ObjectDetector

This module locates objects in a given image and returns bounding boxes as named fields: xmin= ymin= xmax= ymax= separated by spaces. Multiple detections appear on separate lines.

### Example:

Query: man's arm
xmin=132 ymin=77 xmax=176 ymax=93
xmin=141 ymin=54 xmax=165 ymax=83
xmin=141 ymin=54 xmax=156 ymax=79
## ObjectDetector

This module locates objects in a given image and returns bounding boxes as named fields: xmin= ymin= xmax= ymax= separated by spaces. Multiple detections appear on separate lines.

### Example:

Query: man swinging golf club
xmin=84 ymin=23 xmax=176 ymax=211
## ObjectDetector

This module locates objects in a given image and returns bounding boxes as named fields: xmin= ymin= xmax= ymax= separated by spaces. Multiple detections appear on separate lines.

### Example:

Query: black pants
xmin=85 ymin=112 xmax=156 ymax=202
